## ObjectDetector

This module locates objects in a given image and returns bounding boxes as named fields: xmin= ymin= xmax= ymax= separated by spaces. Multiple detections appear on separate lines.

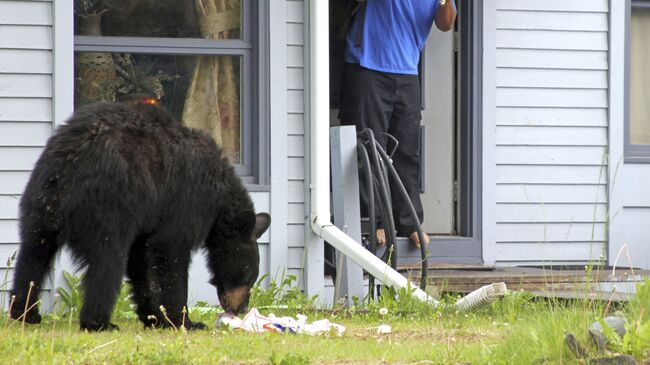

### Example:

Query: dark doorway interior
xmin=328 ymin=0 xmax=482 ymax=265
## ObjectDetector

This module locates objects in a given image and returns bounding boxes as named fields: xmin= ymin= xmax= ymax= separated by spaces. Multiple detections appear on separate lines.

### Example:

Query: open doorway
xmin=329 ymin=0 xmax=482 ymax=264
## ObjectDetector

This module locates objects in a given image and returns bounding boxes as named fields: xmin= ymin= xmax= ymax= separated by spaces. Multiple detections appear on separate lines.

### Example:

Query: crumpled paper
xmin=216 ymin=308 xmax=345 ymax=336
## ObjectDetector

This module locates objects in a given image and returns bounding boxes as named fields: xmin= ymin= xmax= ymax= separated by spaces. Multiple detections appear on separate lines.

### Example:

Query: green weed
xmin=249 ymin=273 xmax=319 ymax=311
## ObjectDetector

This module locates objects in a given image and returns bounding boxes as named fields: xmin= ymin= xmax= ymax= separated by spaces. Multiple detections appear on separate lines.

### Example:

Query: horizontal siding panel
xmin=0 ymin=25 xmax=51 ymax=50
xmin=287 ymin=181 xmax=304 ymax=203
xmin=0 ymin=49 xmax=51 ymax=74
xmin=495 ymin=0 xmax=609 ymax=264
xmin=496 ymin=49 xmax=608 ymax=70
xmin=287 ymin=45 xmax=303 ymax=67
xmin=0 ymin=74 xmax=52 ymax=98
xmin=496 ymin=184 xmax=607 ymax=204
xmin=496 ymin=203 xmax=607 ymax=223
xmin=288 ymin=203 xmax=305 ymax=225
xmin=0 ymin=122 xmax=51 ymax=147
xmin=287 ymin=224 xmax=305 ymax=247
xmin=0 ymin=196 xmax=20 ymax=219
xmin=287 ymin=157 xmax=304 ymax=180
xmin=496 ymin=88 xmax=608 ymax=108
xmin=495 ymin=242 xmax=605 ymax=262
xmin=288 ymin=246 xmax=305 ymax=269
xmin=497 ymin=165 xmax=606 ymax=184
xmin=496 ymin=126 xmax=607 ymax=147
xmin=497 ymin=30 xmax=608 ymax=51
xmin=0 ymin=220 xmax=19 ymax=244
xmin=287 ymin=67 xmax=304 ymax=90
xmin=496 ymin=223 xmax=606 ymax=243
xmin=496 ymin=146 xmax=607 ymax=165
xmin=496 ymin=0 xmax=608 ymax=12
xmin=0 ymin=244 xmax=19 ymax=261
xmin=0 ymin=98 xmax=51 ymax=122
xmin=497 ymin=107 xmax=608 ymax=127
xmin=287 ymin=113 xmax=304 ymax=135
xmin=0 ymin=147 xmax=42 ymax=171
xmin=287 ymin=90 xmax=304 ymax=113
xmin=0 ymin=2 xmax=52 ymax=25
xmin=287 ymin=135 xmax=304 ymax=157
xmin=496 ymin=69 xmax=607 ymax=89
xmin=286 ymin=1 xmax=304 ymax=23
xmin=1 ymin=172 xmax=30 ymax=195
xmin=286 ymin=23 xmax=303 ymax=46
xmin=497 ymin=10 xmax=608 ymax=31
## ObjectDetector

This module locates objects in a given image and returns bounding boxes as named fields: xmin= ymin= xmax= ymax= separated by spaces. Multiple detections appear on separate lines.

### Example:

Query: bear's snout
xmin=219 ymin=285 xmax=251 ymax=314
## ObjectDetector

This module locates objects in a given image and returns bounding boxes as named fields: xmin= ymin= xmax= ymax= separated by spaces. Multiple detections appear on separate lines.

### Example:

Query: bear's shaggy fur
xmin=10 ymin=102 xmax=270 ymax=331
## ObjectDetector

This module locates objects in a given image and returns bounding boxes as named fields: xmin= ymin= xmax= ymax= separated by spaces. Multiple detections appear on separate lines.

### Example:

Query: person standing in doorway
xmin=339 ymin=0 xmax=457 ymax=248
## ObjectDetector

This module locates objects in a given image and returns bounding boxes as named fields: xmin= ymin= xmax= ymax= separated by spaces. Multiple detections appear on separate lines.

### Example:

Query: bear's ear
xmin=253 ymin=213 xmax=271 ymax=239
xmin=235 ymin=210 xmax=257 ymax=237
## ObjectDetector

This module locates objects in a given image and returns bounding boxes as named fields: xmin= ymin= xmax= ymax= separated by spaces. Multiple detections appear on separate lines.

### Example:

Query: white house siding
xmin=0 ymin=0 xmax=54 ymax=306
xmin=493 ymin=0 xmax=609 ymax=265
xmin=284 ymin=0 xmax=309 ymax=285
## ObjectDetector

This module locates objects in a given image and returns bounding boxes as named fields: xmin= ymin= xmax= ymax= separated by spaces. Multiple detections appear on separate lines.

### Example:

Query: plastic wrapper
xmin=216 ymin=308 xmax=346 ymax=336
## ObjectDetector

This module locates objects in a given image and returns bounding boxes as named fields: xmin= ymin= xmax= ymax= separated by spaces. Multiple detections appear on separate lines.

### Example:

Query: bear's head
xmin=210 ymin=211 xmax=270 ymax=314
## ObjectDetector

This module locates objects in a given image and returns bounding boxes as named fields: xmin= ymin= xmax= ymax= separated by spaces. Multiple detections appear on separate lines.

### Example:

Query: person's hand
xmin=435 ymin=0 xmax=456 ymax=32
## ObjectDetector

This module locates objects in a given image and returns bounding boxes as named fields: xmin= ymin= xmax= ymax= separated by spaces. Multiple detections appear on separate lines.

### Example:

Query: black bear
xmin=10 ymin=102 xmax=270 ymax=331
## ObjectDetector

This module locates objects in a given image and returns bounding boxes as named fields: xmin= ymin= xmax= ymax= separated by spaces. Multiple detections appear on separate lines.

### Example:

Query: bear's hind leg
xmin=10 ymin=229 xmax=59 ymax=324
xmin=126 ymin=236 xmax=159 ymax=329
xmin=78 ymin=245 xmax=128 ymax=332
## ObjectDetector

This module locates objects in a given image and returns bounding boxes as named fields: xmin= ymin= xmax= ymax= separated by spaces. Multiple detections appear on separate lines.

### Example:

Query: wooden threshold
xmin=398 ymin=266 xmax=650 ymax=300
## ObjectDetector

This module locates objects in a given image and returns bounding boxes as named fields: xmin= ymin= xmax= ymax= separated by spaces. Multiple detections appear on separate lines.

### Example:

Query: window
xmin=73 ymin=0 xmax=267 ymax=181
xmin=627 ymin=1 xmax=650 ymax=162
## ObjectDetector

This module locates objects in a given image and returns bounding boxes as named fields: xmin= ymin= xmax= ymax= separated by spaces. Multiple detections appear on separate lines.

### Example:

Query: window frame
xmin=72 ymin=1 xmax=270 ymax=184
xmin=625 ymin=0 xmax=650 ymax=163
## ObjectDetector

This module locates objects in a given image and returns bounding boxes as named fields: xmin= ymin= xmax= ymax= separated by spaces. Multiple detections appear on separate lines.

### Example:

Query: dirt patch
xmin=346 ymin=326 xmax=498 ymax=342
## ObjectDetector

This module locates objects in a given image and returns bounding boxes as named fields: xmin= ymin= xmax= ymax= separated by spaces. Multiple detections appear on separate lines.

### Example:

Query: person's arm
xmin=435 ymin=0 xmax=457 ymax=32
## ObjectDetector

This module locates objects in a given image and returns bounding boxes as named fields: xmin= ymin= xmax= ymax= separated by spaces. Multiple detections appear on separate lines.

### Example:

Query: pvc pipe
xmin=309 ymin=0 xmax=330 ymax=224
xmin=313 ymin=217 xmax=437 ymax=304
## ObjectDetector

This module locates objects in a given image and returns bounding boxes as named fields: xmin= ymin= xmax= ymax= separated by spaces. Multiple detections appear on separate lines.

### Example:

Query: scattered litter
xmin=376 ymin=324 xmax=392 ymax=335
xmin=216 ymin=308 xmax=346 ymax=336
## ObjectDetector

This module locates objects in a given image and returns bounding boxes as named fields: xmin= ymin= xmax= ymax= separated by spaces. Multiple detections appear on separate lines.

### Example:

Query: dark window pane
xmin=74 ymin=52 xmax=242 ymax=163
xmin=74 ymin=0 xmax=242 ymax=40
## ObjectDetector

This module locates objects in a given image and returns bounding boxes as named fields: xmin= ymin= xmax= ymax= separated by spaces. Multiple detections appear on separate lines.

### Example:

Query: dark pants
xmin=338 ymin=63 xmax=424 ymax=237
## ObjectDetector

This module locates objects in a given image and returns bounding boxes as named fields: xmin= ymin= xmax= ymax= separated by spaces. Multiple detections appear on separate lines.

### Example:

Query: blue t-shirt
xmin=345 ymin=0 xmax=442 ymax=75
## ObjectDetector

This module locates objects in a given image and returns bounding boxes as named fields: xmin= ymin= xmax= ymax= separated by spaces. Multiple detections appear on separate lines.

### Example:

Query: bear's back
xmin=22 ymin=102 xmax=238 ymax=239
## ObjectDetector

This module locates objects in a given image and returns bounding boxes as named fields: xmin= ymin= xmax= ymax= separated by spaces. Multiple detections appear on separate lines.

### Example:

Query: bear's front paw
xmin=10 ymin=306 xmax=42 ymax=324
xmin=80 ymin=321 xmax=119 ymax=332
xmin=185 ymin=320 xmax=207 ymax=331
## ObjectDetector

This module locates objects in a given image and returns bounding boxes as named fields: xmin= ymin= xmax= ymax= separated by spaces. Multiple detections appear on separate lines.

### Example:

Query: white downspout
xmin=308 ymin=0 xmax=436 ymax=304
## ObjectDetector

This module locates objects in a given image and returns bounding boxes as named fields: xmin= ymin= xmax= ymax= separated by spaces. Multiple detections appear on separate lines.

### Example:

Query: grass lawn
xmin=1 ymin=281 xmax=650 ymax=365
xmin=1 ymin=272 xmax=649 ymax=364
